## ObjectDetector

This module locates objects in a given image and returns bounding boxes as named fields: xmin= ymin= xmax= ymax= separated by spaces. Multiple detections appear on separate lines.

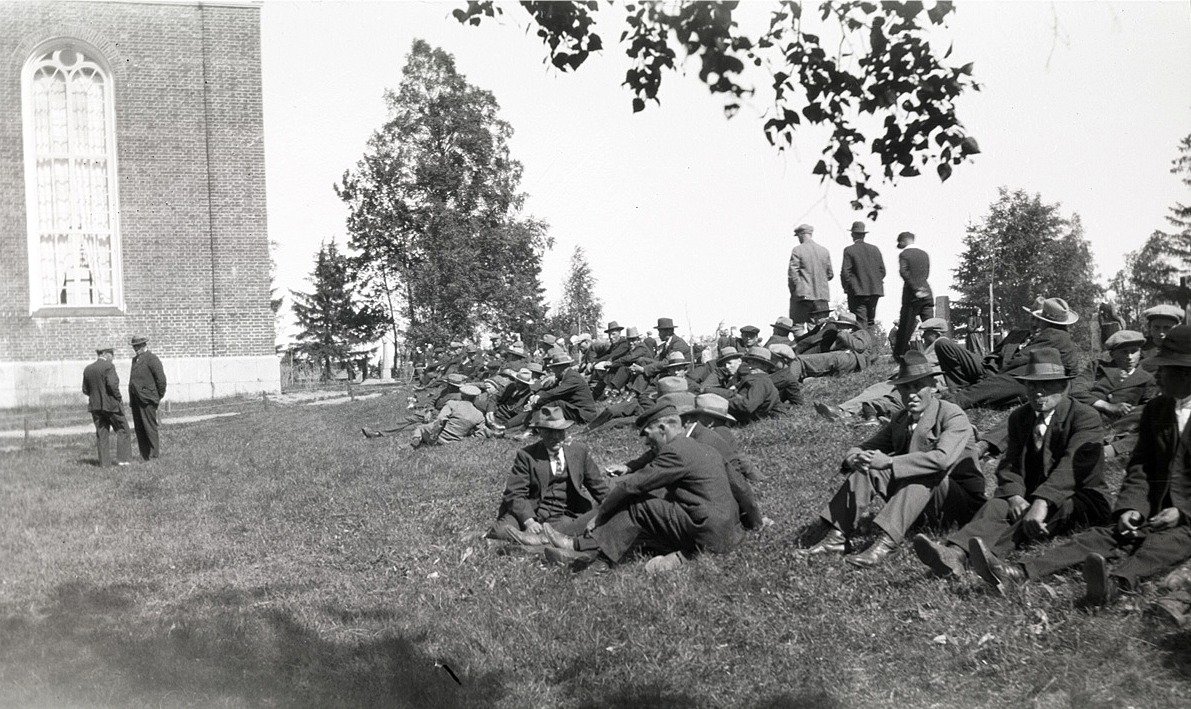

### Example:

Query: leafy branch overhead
xmin=454 ymin=0 xmax=981 ymax=219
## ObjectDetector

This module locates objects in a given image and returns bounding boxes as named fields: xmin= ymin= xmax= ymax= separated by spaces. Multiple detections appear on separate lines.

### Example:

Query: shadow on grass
xmin=0 ymin=579 xmax=505 ymax=708
xmin=571 ymin=684 xmax=843 ymax=709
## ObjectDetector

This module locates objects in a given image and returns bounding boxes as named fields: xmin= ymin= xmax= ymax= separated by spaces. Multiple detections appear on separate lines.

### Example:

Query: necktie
xmin=1033 ymin=415 xmax=1047 ymax=451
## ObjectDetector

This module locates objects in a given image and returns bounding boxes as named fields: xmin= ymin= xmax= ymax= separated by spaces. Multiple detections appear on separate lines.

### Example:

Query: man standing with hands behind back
xmin=129 ymin=335 xmax=167 ymax=460
xmin=83 ymin=345 xmax=132 ymax=467
xmin=893 ymin=231 xmax=934 ymax=360
xmin=840 ymin=221 xmax=885 ymax=330
xmin=788 ymin=223 xmax=833 ymax=337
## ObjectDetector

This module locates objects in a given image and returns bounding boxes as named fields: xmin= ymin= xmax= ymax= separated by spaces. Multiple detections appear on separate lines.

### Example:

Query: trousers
xmin=130 ymin=398 xmax=161 ymax=460
xmin=91 ymin=410 xmax=131 ymax=467
xmin=946 ymin=493 xmax=1111 ymax=558
xmin=821 ymin=467 xmax=985 ymax=544
xmin=1022 ymin=525 xmax=1191 ymax=590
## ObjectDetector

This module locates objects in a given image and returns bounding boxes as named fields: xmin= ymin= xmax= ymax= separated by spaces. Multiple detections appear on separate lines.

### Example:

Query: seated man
xmin=966 ymin=326 xmax=1191 ymax=606
xmin=490 ymin=405 xmax=609 ymax=546
xmin=410 ymin=384 xmax=490 ymax=448
xmin=766 ymin=317 xmax=797 ymax=348
xmin=727 ymin=347 xmax=783 ymax=424
xmin=687 ymin=392 xmax=767 ymax=484
xmin=912 ymin=348 xmax=1110 ymax=578
xmin=935 ymin=297 xmax=1082 ymax=410
xmin=736 ymin=325 xmax=762 ymax=351
xmin=540 ymin=403 xmax=744 ymax=573
xmin=518 ymin=350 xmax=599 ymax=426
xmin=803 ymin=351 xmax=987 ymax=568
xmin=1141 ymin=304 xmax=1183 ymax=371
xmin=787 ymin=312 xmax=872 ymax=382
xmin=768 ymin=344 xmax=804 ymax=406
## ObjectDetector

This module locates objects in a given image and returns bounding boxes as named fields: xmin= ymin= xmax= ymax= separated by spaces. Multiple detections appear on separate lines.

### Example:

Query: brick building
xmin=0 ymin=0 xmax=279 ymax=408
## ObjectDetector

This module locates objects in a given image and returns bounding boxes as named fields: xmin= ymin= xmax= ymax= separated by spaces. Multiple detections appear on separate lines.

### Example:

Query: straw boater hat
xmin=694 ymin=393 xmax=736 ymax=423
xmin=662 ymin=351 xmax=690 ymax=370
xmin=504 ymin=343 xmax=527 ymax=358
xmin=656 ymin=317 xmax=676 ymax=330
xmin=716 ymin=346 xmax=742 ymax=365
xmin=889 ymin=350 xmax=942 ymax=386
xmin=771 ymin=316 xmax=795 ymax=333
xmin=604 ymin=320 xmax=625 ymax=333
xmin=1145 ymin=325 xmax=1191 ymax=368
xmin=1011 ymin=348 xmax=1074 ymax=381
xmin=1025 ymin=297 xmax=1079 ymax=326
xmin=531 ymin=405 xmax=574 ymax=430
xmin=1144 ymin=304 xmax=1184 ymax=324
xmin=1104 ymin=330 xmax=1144 ymax=351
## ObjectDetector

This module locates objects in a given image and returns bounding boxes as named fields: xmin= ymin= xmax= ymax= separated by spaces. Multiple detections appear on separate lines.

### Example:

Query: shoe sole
xmin=1082 ymin=554 xmax=1111 ymax=606
xmin=967 ymin=539 xmax=1004 ymax=591
xmin=912 ymin=534 xmax=958 ymax=578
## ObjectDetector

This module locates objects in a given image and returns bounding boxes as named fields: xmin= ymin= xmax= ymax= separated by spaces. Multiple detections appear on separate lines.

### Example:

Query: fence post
xmin=262 ymin=391 xmax=268 ymax=409
xmin=23 ymin=417 xmax=30 ymax=447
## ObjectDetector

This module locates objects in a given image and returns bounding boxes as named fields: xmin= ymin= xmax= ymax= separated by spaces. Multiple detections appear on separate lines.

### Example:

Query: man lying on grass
xmin=488 ymin=405 xmax=609 ymax=547
xmin=539 ymin=403 xmax=744 ymax=574
xmin=802 ymin=350 xmax=987 ymax=568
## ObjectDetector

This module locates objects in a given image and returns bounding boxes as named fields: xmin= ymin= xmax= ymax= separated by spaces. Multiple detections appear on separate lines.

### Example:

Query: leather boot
xmin=542 ymin=522 xmax=577 ymax=550
xmin=968 ymin=538 xmax=1026 ymax=589
xmin=912 ymin=534 xmax=967 ymax=578
xmin=804 ymin=527 xmax=847 ymax=556
xmin=1081 ymin=553 xmax=1119 ymax=606
xmin=846 ymin=532 xmax=898 ymax=568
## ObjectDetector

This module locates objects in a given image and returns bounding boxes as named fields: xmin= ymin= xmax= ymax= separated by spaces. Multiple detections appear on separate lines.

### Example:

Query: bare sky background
xmin=262 ymin=0 xmax=1191 ymax=342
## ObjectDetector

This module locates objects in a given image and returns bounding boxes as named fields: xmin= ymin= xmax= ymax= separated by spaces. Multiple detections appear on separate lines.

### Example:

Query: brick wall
xmin=0 ymin=1 xmax=275 ymax=403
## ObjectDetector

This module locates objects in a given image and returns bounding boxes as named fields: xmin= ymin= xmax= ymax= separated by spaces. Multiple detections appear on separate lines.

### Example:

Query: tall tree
xmin=336 ymin=40 xmax=552 ymax=349
xmin=454 ymin=1 xmax=981 ymax=219
xmin=953 ymin=188 xmax=1102 ymax=338
xmin=290 ymin=241 xmax=386 ymax=380
xmin=1109 ymin=133 xmax=1191 ymax=314
xmin=550 ymin=246 xmax=604 ymax=337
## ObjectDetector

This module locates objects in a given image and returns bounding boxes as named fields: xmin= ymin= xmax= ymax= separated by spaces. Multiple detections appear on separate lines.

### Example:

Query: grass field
xmin=2 ymin=368 xmax=1189 ymax=708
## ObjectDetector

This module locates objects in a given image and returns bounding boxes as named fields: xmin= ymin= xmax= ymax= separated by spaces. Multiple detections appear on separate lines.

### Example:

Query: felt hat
xmin=794 ymin=223 xmax=814 ymax=236
xmin=1144 ymin=304 xmax=1184 ymax=324
xmin=625 ymin=326 xmax=641 ymax=339
xmin=741 ymin=346 xmax=776 ymax=371
xmin=657 ymin=376 xmax=690 ymax=395
xmin=896 ymin=231 xmax=915 ymax=244
xmin=531 ymin=404 xmax=574 ymax=430
xmin=716 ymin=346 xmax=742 ymax=364
xmin=635 ymin=402 xmax=678 ymax=431
xmin=1145 ymin=325 xmax=1191 ymax=368
xmin=657 ymin=392 xmax=697 ymax=415
xmin=918 ymin=318 xmax=948 ymax=333
xmin=548 ymin=350 xmax=574 ymax=367
xmin=812 ymin=304 xmax=833 ymax=317
xmin=771 ymin=316 xmax=795 ymax=333
xmin=504 ymin=344 xmax=527 ymax=358
xmin=604 ymin=321 xmax=625 ymax=333
xmin=768 ymin=344 xmax=796 ymax=362
xmin=1011 ymin=347 xmax=1074 ymax=381
xmin=130 ymin=335 xmax=148 ymax=346
xmin=694 ymin=393 xmax=736 ymax=423
xmin=459 ymin=384 xmax=481 ymax=397
xmin=513 ymin=368 xmax=533 ymax=384
xmin=1104 ymin=330 xmax=1144 ymax=351
xmin=849 ymin=220 xmax=867 ymax=235
xmin=539 ymin=334 xmax=556 ymax=346
xmin=527 ymin=363 xmax=545 ymax=375
xmin=829 ymin=312 xmax=861 ymax=329
xmin=740 ymin=325 xmax=760 ymax=337
xmin=571 ymin=333 xmax=592 ymax=345
xmin=656 ymin=317 xmax=676 ymax=330
xmin=445 ymin=373 xmax=467 ymax=386
xmin=889 ymin=350 xmax=942 ymax=386
xmin=663 ymin=351 xmax=690 ymax=369
xmin=1025 ymin=297 xmax=1079 ymax=326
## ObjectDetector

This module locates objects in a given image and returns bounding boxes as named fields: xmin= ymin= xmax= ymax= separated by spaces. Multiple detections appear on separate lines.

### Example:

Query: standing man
xmin=128 ymin=335 xmax=167 ymax=461
xmin=840 ymin=221 xmax=885 ymax=330
xmin=788 ymin=223 xmax=834 ymax=337
xmin=893 ymin=231 xmax=934 ymax=360
xmin=82 ymin=346 xmax=131 ymax=467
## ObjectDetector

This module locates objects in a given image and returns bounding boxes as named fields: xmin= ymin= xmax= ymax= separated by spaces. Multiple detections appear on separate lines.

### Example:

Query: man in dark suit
xmin=654 ymin=317 xmax=691 ymax=361
xmin=804 ymin=351 xmax=987 ymax=567
xmin=541 ymin=403 xmax=743 ymax=573
xmin=765 ymin=317 xmax=796 ymax=347
xmin=82 ymin=346 xmax=131 ymax=467
xmin=528 ymin=351 xmax=599 ymax=424
xmin=935 ymin=297 xmax=1083 ymax=410
xmin=128 ymin=335 xmax=167 ymax=460
xmin=912 ymin=348 xmax=1110 ymax=579
xmin=1074 ymin=330 xmax=1156 ymax=458
xmin=893 ymin=231 xmax=934 ymax=360
xmin=727 ymin=347 xmax=783 ymax=423
xmin=490 ymin=405 xmax=609 ymax=546
xmin=966 ymin=326 xmax=1191 ymax=605
xmin=840 ymin=221 xmax=885 ymax=330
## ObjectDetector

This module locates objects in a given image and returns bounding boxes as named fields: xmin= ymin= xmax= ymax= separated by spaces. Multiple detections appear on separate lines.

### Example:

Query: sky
xmin=261 ymin=0 xmax=1191 ymax=343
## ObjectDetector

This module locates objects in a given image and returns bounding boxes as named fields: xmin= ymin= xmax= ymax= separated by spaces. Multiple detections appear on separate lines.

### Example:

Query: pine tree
xmin=551 ymin=246 xmax=604 ymax=337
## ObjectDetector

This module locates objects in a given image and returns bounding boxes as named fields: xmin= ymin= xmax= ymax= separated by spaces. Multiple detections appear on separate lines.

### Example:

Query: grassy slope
xmin=1 ymin=369 xmax=1189 ymax=708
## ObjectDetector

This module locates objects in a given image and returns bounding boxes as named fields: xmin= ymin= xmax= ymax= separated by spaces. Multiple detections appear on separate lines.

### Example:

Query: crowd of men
xmin=357 ymin=220 xmax=1191 ymax=621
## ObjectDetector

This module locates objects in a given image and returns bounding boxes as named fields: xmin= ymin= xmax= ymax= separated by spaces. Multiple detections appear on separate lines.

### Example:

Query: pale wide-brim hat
xmin=694 ymin=393 xmax=736 ymax=423
xmin=531 ymin=404 xmax=574 ymax=430
xmin=1025 ymin=297 xmax=1079 ymax=326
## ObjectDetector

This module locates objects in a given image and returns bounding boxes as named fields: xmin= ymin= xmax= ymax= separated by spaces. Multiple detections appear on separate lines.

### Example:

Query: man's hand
xmin=1150 ymin=507 xmax=1183 ymax=531
xmin=1094 ymin=400 xmax=1132 ymax=417
xmin=1007 ymin=495 xmax=1030 ymax=522
xmin=605 ymin=463 xmax=630 ymax=477
xmin=1117 ymin=510 xmax=1144 ymax=538
xmin=866 ymin=451 xmax=894 ymax=471
xmin=1021 ymin=498 xmax=1050 ymax=539
xmin=524 ymin=519 xmax=543 ymax=535
xmin=630 ymin=363 xmax=644 ymax=373
xmin=845 ymin=450 xmax=872 ymax=473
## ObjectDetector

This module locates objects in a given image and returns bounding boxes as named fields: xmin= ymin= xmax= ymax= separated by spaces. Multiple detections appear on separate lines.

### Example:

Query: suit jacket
xmin=994 ymin=397 xmax=1108 ymax=509
xmin=1114 ymin=396 xmax=1191 ymax=521
xmin=499 ymin=441 xmax=609 ymax=524
xmin=129 ymin=350 xmax=167 ymax=404
xmin=848 ymin=398 xmax=984 ymax=497
xmin=82 ymin=358 xmax=123 ymax=413
xmin=601 ymin=436 xmax=742 ymax=553
xmin=729 ymin=371 xmax=782 ymax=422
xmin=1070 ymin=360 xmax=1157 ymax=410
xmin=656 ymin=335 xmax=692 ymax=361
xmin=534 ymin=369 xmax=599 ymax=423
xmin=597 ymin=339 xmax=631 ymax=364
xmin=788 ymin=239 xmax=833 ymax=300
xmin=841 ymin=240 xmax=885 ymax=296
xmin=999 ymin=327 xmax=1080 ymax=377
xmin=898 ymin=246 xmax=932 ymax=299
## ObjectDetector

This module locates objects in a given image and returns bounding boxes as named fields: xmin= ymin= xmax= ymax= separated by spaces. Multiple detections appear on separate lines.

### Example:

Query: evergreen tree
xmin=551 ymin=246 xmax=604 ymax=337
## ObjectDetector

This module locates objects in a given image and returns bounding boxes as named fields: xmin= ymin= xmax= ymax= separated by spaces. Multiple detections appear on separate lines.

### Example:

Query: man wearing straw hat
xmin=490 ymin=405 xmax=609 ymax=547
xmin=82 ymin=345 xmax=132 ymax=467
xmin=840 ymin=220 xmax=885 ymax=330
xmin=911 ymin=348 xmax=1109 ymax=579
xmin=802 ymin=351 xmax=986 ymax=568
xmin=961 ymin=328 xmax=1191 ymax=607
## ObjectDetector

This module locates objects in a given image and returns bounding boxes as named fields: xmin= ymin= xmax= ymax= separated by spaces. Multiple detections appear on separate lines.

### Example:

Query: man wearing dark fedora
xmin=962 ymin=327 xmax=1191 ymax=607
xmin=128 ymin=335 xmax=167 ymax=460
xmin=934 ymin=296 xmax=1082 ymax=410
xmin=803 ymin=351 xmax=987 ymax=568
xmin=541 ymin=403 xmax=744 ymax=574
xmin=490 ymin=405 xmax=609 ymax=547
xmin=788 ymin=223 xmax=834 ymax=337
xmin=653 ymin=317 xmax=691 ymax=361
xmin=82 ymin=345 xmax=132 ymax=467
xmin=911 ymin=347 xmax=1109 ymax=580
xmin=840 ymin=221 xmax=885 ymax=331
xmin=892 ymin=231 xmax=934 ymax=360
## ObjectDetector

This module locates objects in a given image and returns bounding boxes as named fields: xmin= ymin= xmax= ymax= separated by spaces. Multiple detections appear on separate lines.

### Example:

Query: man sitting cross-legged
xmin=963 ymin=326 xmax=1191 ymax=606
xmin=489 ymin=405 xmax=610 ymax=547
xmin=912 ymin=347 xmax=1110 ymax=579
xmin=540 ymin=403 xmax=744 ymax=574
xmin=802 ymin=351 xmax=987 ymax=568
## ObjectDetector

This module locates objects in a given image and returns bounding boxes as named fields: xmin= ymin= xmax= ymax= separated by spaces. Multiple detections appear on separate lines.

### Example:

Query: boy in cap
xmin=82 ymin=345 xmax=132 ymax=467
xmin=1141 ymin=304 xmax=1184 ymax=371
